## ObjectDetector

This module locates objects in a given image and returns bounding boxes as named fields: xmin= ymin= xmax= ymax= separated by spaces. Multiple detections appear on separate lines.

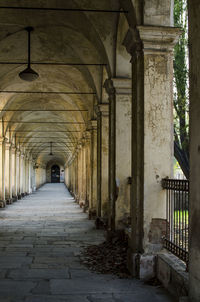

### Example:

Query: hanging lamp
xmin=19 ymin=27 xmax=39 ymax=81
xmin=49 ymin=142 xmax=53 ymax=156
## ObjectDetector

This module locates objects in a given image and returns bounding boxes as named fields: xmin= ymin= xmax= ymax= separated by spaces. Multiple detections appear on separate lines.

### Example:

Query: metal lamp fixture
xmin=19 ymin=27 xmax=39 ymax=81
xmin=49 ymin=142 xmax=53 ymax=155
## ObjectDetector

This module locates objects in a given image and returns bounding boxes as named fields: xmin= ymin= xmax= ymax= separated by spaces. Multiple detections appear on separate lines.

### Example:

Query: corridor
xmin=0 ymin=183 xmax=174 ymax=302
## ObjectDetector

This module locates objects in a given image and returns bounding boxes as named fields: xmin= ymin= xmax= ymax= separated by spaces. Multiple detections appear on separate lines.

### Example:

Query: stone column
xmin=77 ymin=143 xmax=83 ymax=204
xmin=15 ymin=150 xmax=20 ymax=198
xmin=85 ymin=131 xmax=91 ymax=210
xmin=105 ymin=78 xmax=132 ymax=229
xmin=74 ymin=155 xmax=78 ymax=201
xmin=188 ymin=2 xmax=200 ymax=301
xmin=124 ymin=26 xmax=180 ymax=278
xmin=81 ymin=138 xmax=87 ymax=205
xmin=89 ymin=120 xmax=97 ymax=216
xmin=5 ymin=142 xmax=11 ymax=203
xmin=22 ymin=155 xmax=26 ymax=195
xmin=12 ymin=146 xmax=17 ymax=200
xmin=18 ymin=151 xmax=24 ymax=198
xmin=31 ymin=162 xmax=36 ymax=192
xmin=8 ymin=143 xmax=13 ymax=202
xmin=96 ymin=104 xmax=109 ymax=219
xmin=0 ymin=138 xmax=6 ymax=206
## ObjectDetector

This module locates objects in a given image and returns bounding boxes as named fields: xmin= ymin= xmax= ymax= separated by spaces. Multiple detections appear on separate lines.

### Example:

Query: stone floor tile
xmin=0 ymin=184 xmax=175 ymax=302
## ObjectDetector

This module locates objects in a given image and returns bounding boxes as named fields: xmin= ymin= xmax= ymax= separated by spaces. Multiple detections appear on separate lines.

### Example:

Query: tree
xmin=174 ymin=0 xmax=189 ymax=179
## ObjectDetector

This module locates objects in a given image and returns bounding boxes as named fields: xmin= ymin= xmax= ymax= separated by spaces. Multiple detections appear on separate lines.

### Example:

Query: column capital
xmin=95 ymin=103 xmax=109 ymax=117
xmin=83 ymin=131 xmax=91 ymax=143
xmin=123 ymin=26 xmax=181 ymax=56
xmin=90 ymin=119 xmax=97 ymax=130
xmin=111 ymin=78 xmax=131 ymax=95
xmin=5 ymin=142 xmax=12 ymax=150
xmin=0 ymin=137 xmax=8 ymax=144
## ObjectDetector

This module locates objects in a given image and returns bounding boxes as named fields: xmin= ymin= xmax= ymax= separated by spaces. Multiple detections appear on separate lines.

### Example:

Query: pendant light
xmin=19 ymin=27 xmax=39 ymax=81
xmin=49 ymin=142 xmax=53 ymax=156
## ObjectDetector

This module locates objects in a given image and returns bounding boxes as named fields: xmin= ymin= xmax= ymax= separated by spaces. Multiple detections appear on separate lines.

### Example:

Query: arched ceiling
xmin=0 ymin=0 xmax=133 ymax=167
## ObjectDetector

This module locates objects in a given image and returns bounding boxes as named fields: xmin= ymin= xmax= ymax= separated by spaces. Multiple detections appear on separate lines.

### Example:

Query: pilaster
xmin=123 ymin=25 xmax=181 ymax=278
xmin=96 ymin=103 xmax=109 ymax=219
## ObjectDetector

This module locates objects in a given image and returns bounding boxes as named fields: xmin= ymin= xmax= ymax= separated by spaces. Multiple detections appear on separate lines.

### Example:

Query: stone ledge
xmin=157 ymin=251 xmax=188 ymax=298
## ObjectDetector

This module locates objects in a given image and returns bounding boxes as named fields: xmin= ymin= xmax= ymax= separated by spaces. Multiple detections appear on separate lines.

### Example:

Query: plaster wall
xmin=143 ymin=52 xmax=174 ymax=252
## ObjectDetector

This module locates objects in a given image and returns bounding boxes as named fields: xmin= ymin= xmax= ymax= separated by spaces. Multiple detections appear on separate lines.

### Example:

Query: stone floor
xmin=0 ymin=183 xmax=176 ymax=302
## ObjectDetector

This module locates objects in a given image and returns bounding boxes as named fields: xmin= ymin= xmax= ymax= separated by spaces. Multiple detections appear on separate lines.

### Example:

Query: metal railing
xmin=162 ymin=178 xmax=189 ymax=265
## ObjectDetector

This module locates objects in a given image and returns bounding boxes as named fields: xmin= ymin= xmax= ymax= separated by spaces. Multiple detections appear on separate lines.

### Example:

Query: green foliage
xmin=173 ymin=0 xmax=189 ymax=179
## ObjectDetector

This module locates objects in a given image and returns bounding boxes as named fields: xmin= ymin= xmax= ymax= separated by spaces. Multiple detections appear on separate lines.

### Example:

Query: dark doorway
xmin=51 ymin=165 xmax=60 ymax=183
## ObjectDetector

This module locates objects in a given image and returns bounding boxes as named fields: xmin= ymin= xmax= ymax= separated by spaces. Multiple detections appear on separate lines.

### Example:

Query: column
xmin=89 ymin=120 xmax=97 ymax=217
xmin=105 ymin=78 xmax=132 ymax=229
xmin=12 ymin=146 xmax=17 ymax=200
xmin=77 ymin=143 xmax=83 ymax=204
xmin=22 ymin=155 xmax=26 ymax=195
xmin=15 ymin=149 xmax=20 ymax=198
xmin=188 ymin=2 xmax=200 ymax=301
xmin=74 ymin=156 xmax=78 ymax=201
xmin=0 ymin=138 xmax=6 ymax=206
xmin=18 ymin=151 xmax=23 ymax=198
xmin=5 ymin=142 xmax=11 ymax=203
xmin=8 ymin=143 xmax=13 ymax=202
xmin=31 ymin=162 xmax=36 ymax=192
xmin=124 ymin=26 xmax=180 ymax=278
xmin=96 ymin=104 xmax=109 ymax=219
xmin=85 ymin=131 xmax=91 ymax=210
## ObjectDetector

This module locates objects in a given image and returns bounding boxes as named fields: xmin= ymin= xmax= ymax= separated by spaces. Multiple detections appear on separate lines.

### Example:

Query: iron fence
xmin=162 ymin=178 xmax=189 ymax=265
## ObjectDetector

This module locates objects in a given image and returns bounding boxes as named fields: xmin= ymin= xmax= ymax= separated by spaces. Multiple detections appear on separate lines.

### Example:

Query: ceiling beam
xmin=0 ymin=91 xmax=94 ymax=95
xmin=2 ymin=121 xmax=85 ymax=124
xmin=0 ymin=6 xmax=128 ymax=13
xmin=0 ymin=109 xmax=88 ymax=112
xmin=0 ymin=62 xmax=106 ymax=66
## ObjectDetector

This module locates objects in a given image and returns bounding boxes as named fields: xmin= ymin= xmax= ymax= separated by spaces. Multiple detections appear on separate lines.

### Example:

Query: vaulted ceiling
xmin=0 ymin=0 xmax=131 ymax=166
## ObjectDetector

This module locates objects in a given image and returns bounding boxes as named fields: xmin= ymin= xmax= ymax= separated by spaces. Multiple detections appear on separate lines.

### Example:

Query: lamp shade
xmin=19 ymin=66 xmax=39 ymax=82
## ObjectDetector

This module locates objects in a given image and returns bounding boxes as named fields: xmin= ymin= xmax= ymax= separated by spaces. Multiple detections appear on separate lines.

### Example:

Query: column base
xmin=21 ymin=193 xmax=25 ymax=197
xmin=88 ymin=209 xmax=97 ymax=220
xmin=6 ymin=198 xmax=13 ymax=205
xmin=17 ymin=194 xmax=22 ymax=200
xmin=0 ymin=200 xmax=6 ymax=208
xmin=127 ymin=251 xmax=156 ymax=280
xmin=95 ymin=217 xmax=108 ymax=229
xmin=12 ymin=196 xmax=18 ymax=202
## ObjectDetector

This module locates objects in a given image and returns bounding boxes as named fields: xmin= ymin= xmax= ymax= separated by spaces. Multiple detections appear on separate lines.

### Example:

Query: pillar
xmin=15 ymin=150 xmax=20 ymax=198
xmin=77 ymin=143 xmax=83 ymax=204
xmin=12 ymin=146 xmax=17 ymax=200
xmin=188 ymin=2 xmax=200 ymax=300
xmin=18 ymin=151 xmax=24 ymax=198
xmin=8 ymin=143 xmax=13 ymax=202
xmin=85 ymin=131 xmax=91 ymax=210
xmin=5 ymin=142 xmax=11 ymax=203
xmin=105 ymin=78 xmax=132 ymax=229
xmin=0 ymin=138 xmax=6 ymax=206
xmin=97 ymin=104 xmax=109 ymax=219
xmin=81 ymin=138 xmax=87 ymax=205
xmin=89 ymin=120 xmax=97 ymax=216
xmin=124 ymin=26 xmax=180 ymax=278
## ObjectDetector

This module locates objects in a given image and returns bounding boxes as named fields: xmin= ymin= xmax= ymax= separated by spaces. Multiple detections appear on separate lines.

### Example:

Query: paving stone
xmin=0 ymin=280 xmax=36 ymax=294
xmin=8 ymin=268 xmax=69 ymax=280
xmin=31 ymin=280 xmax=51 ymax=295
xmin=0 ymin=184 xmax=174 ymax=301
xmin=24 ymin=295 xmax=89 ymax=302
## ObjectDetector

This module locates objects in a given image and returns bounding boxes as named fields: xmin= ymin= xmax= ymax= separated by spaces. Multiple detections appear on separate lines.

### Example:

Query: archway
xmin=51 ymin=165 xmax=60 ymax=183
